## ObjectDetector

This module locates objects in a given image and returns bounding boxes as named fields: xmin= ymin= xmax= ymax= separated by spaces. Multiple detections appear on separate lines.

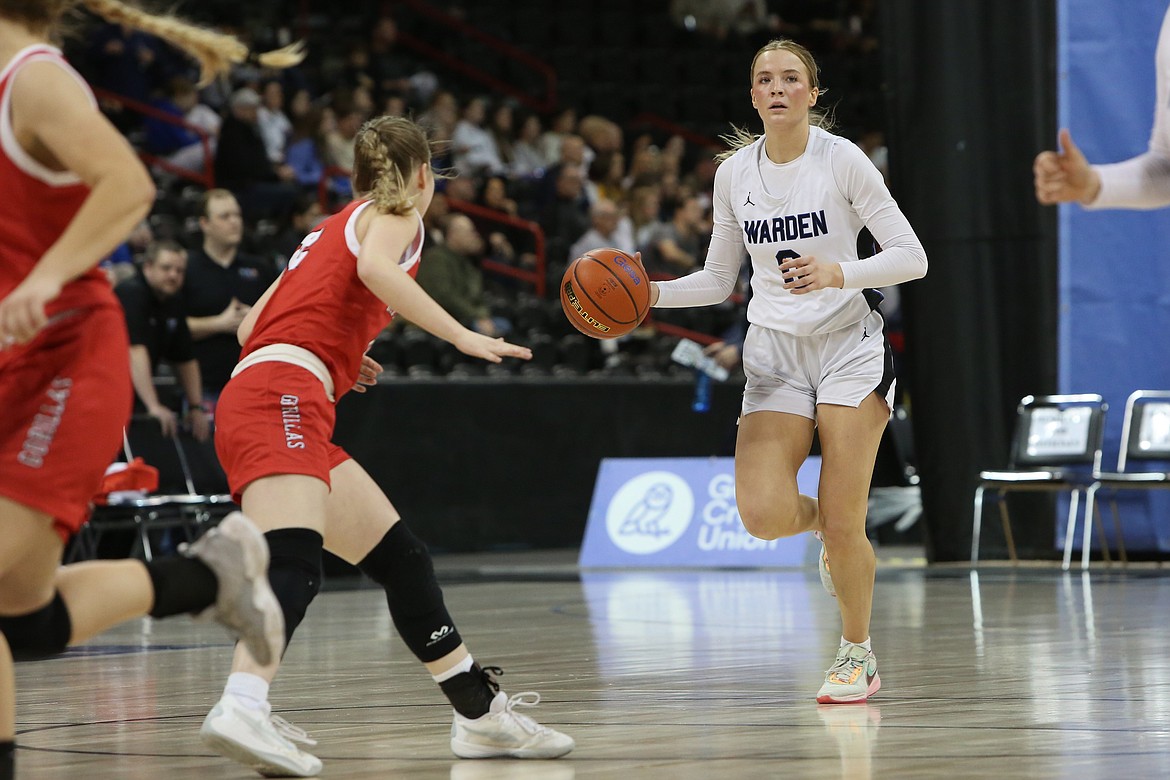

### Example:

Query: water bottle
xmin=692 ymin=370 xmax=712 ymax=413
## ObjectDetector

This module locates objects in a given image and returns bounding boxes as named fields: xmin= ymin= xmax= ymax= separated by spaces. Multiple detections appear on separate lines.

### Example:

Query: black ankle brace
xmin=439 ymin=663 xmax=501 ymax=719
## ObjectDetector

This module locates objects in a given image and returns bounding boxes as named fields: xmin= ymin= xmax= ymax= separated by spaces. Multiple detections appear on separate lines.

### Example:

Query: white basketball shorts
xmin=741 ymin=310 xmax=895 ymax=421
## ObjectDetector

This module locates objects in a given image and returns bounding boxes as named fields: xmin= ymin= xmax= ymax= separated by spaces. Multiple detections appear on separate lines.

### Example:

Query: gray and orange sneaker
xmin=816 ymin=644 xmax=881 ymax=704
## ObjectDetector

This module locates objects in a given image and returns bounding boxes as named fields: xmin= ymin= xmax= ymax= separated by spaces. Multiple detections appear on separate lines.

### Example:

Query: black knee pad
xmin=358 ymin=521 xmax=462 ymax=662
xmin=0 ymin=592 xmax=72 ymax=661
xmin=265 ymin=528 xmax=323 ymax=647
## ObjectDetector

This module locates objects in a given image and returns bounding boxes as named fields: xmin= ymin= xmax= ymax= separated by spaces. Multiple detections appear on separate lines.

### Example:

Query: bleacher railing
xmin=391 ymin=0 xmax=557 ymax=113
xmin=448 ymin=197 xmax=547 ymax=298
xmin=92 ymin=88 xmax=215 ymax=189
xmin=314 ymin=170 xmax=547 ymax=298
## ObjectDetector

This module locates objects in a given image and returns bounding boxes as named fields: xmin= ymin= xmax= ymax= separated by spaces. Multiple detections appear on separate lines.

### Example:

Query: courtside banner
xmin=578 ymin=457 xmax=819 ymax=568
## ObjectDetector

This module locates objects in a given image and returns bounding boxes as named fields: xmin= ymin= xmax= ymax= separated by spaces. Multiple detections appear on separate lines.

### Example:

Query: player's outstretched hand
xmin=351 ymin=354 xmax=382 ymax=393
xmin=1034 ymin=128 xmax=1100 ymax=205
xmin=779 ymin=254 xmax=843 ymax=294
xmin=0 ymin=274 xmax=61 ymax=349
xmin=453 ymin=330 xmax=533 ymax=363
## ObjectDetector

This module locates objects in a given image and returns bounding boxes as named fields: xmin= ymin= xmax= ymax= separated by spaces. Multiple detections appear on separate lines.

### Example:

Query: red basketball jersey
xmin=0 ymin=45 xmax=115 ymax=316
xmin=243 ymin=199 xmax=424 ymax=398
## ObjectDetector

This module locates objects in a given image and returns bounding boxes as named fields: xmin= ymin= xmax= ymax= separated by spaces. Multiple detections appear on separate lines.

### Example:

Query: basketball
xmin=560 ymin=248 xmax=651 ymax=339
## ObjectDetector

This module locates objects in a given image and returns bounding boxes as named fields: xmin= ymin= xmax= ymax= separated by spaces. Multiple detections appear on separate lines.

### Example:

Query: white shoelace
xmin=826 ymin=648 xmax=867 ymax=683
xmin=502 ymin=692 xmax=550 ymax=735
xmin=271 ymin=714 xmax=318 ymax=747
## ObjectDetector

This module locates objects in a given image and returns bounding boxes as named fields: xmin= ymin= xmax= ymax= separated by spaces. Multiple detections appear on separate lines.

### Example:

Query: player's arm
xmin=832 ymin=142 xmax=927 ymax=288
xmin=237 ymin=273 xmax=284 ymax=346
xmin=8 ymin=62 xmax=154 ymax=293
xmin=651 ymin=161 xmax=743 ymax=308
xmin=357 ymin=213 xmax=529 ymax=363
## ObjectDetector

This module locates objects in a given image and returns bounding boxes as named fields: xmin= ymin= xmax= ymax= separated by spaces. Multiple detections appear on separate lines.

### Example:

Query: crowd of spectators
xmin=70 ymin=0 xmax=887 ymax=410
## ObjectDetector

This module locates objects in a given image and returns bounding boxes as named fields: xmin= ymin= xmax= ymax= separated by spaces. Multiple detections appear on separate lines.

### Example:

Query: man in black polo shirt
xmin=182 ymin=189 xmax=278 ymax=401
xmin=114 ymin=240 xmax=210 ymax=441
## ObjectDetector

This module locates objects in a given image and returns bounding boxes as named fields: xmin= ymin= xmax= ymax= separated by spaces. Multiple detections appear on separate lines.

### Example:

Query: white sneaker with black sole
xmin=200 ymin=693 xmax=322 ymax=777
xmin=451 ymin=691 xmax=575 ymax=759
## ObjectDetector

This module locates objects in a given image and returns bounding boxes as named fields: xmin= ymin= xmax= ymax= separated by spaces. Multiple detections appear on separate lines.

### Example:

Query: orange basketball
xmin=560 ymin=248 xmax=651 ymax=339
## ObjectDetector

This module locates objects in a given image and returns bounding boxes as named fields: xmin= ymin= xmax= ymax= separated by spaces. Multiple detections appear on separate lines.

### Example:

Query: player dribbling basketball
xmin=648 ymin=39 xmax=928 ymax=704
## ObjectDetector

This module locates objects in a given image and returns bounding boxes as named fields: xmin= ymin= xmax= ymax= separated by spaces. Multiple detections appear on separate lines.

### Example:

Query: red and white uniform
xmin=215 ymin=199 xmax=424 ymax=499
xmin=0 ymin=45 xmax=132 ymax=540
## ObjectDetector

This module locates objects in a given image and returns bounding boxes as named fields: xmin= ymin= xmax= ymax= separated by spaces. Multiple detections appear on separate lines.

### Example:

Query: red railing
xmin=93 ymin=87 xmax=214 ymax=189
xmin=313 ymin=175 xmax=547 ymax=298
xmin=448 ymin=198 xmax=547 ymax=297
xmin=317 ymin=165 xmax=352 ymax=213
xmin=629 ymin=112 xmax=724 ymax=152
xmin=391 ymin=0 xmax=557 ymax=113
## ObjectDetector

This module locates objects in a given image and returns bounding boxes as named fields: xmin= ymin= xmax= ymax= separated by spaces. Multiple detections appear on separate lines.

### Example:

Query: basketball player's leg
xmin=324 ymin=457 xmax=574 ymax=759
xmin=201 ymin=473 xmax=327 ymax=778
xmin=734 ymin=410 xmax=818 ymax=540
xmin=813 ymin=391 xmax=889 ymax=704
xmin=0 ymin=502 xmax=59 ymax=756
xmin=815 ymin=392 xmax=889 ymax=643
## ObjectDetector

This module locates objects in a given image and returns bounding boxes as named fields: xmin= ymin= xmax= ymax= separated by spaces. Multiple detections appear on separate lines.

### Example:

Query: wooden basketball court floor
xmin=11 ymin=551 xmax=1170 ymax=779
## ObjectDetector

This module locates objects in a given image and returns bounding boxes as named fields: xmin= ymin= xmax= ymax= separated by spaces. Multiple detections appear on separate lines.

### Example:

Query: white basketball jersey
xmin=726 ymin=127 xmax=875 ymax=335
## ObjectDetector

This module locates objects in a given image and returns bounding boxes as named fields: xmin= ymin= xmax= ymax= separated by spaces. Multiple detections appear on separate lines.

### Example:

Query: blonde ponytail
xmin=79 ymin=0 xmax=304 ymax=84
xmin=353 ymin=116 xmax=435 ymax=216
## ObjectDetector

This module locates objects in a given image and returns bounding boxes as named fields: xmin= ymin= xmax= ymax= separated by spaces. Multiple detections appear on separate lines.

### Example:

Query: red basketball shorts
xmin=0 ymin=306 xmax=132 ymax=541
xmin=214 ymin=361 xmax=348 ymax=502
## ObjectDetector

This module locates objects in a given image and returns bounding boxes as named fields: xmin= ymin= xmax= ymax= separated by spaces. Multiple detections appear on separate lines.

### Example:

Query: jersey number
xmin=287 ymin=228 xmax=324 ymax=270
xmin=775 ymin=248 xmax=799 ymax=283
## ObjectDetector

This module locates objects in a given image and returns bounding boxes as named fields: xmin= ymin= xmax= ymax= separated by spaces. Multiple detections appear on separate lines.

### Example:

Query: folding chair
xmin=70 ymin=415 xmax=234 ymax=562
xmin=1083 ymin=390 xmax=1170 ymax=570
xmin=971 ymin=394 xmax=1107 ymax=571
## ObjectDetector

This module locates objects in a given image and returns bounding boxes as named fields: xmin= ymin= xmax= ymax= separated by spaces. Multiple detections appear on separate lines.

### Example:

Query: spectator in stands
xmin=510 ymin=112 xmax=549 ymax=177
xmin=416 ymin=214 xmax=512 ymax=337
xmin=539 ymin=106 xmax=578 ymax=163
xmin=539 ymin=165 xmax=592 ymax=266
xmin=367 ymin=15 xmax=438 ymax=105
xmin=284 ymin=107 xmax=328 ymax=189
xmin=539 ymin=134 xmax=590 ymax=210
xmin=273 ymin=192 xmax=324 ymax=268
xmin=488 ymin=101 xmax=518 ymax=172
xmin=451 ymin=96 xmax=506 ymax=177
xmin=84 ymin=20 xmax=161 ymax=129
xmin=569 ymin=198 xmax=636 ymax=261
xmin=639 ymin=194 xmax=707 ymax=275
xmin=144 ymin=77 xmax=210 ymax=174
xmin=625 ymin=143 xmax=665 ymax=189
xmin=423 ymin=192 xmax=450 ymax=246
xmin=257 ymin=79 xmax=292 ymax=165
xmin=629 ymin=185 xmax=665 ymax=246
xmin=480 ymin=176 xmax=518 ymax=217
xmin=103 ymin=219 xmax=154 ymax=286
xmin=214 ymin=87 xmax=299 ymax=221
xmin=182 ymin=190 xmax=278 ymax=402
xmin=587 ymin=151 xmax=627 ymax=205
xmin=578 ymin=115 xmax=622 ymax=158
xmin=382 ymin=91 xmax=408 ymax=118
xmin=324 ymin=91 xmax=365 ymax=190
xmin=115 ymin=240 xmax=210 ymax=442
xmin=418 ymin=89 xmax=458 ymax=146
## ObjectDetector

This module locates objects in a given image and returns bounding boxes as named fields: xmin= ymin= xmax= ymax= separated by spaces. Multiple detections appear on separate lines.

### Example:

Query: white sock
xmin=431 ymin=654 xmax=475 ymax=684
xmin=225 ymin=672 xmax=270 ymax=712
xmin=841 ymin=636 xmax=872 ymax=652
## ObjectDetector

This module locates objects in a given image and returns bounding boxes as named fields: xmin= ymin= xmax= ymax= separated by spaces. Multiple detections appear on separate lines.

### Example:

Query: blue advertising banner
xmin=578 ymin=457 xmax=820 ymax=568
xmin=1059 ymin=0 xmax=1170 ymax=553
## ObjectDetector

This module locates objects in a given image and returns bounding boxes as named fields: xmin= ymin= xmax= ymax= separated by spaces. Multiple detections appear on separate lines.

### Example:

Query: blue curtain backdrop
xmin=1060 ymin=0 xmax=1170 ymax=552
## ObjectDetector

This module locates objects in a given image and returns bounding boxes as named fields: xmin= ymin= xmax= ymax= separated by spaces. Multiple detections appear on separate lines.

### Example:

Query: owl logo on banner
xmin=605 ymin=471 xmax=694 ymax=554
